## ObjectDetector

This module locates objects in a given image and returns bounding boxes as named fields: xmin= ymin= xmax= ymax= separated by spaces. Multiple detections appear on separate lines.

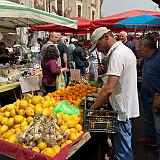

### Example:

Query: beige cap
xmin=90 ymin=27 xmax=110 ymax=52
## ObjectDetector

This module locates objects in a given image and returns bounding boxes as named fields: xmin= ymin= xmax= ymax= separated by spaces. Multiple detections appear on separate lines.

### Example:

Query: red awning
xmin=31 ymin=17 xmax=93 ymax=34
xmin=91 ymin=9 xmax=160 ymax=28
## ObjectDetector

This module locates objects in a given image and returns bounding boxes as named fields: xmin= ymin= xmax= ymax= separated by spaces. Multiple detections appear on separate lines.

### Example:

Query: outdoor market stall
xmin=0 ymin=0 xmax=77 ymax=32
xmin=31 ymin=17 xmax=92 ymax=34
xmin=91 ymin=9 xmax=160 ymax=31
xmin=0 ymin=79 xmax=103 ymax=159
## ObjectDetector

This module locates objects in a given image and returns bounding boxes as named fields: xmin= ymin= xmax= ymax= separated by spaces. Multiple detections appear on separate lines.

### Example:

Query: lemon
xmin=14 ymin=115 xmax=24 ymax=124
xmin=6 ymin=104 xmax=15 ymax=112
xmin=15 ymin=105 xmax=19 ymax=113
xmin=25 ymin=93 xmax=32 ymax=102
xmin=34 ymin=105 xmax=43 ymax=114
xmin=61 ymin=143 xmax=67 ymax=149
xmin=52 ymin=145 xmax=61 ymax=154
xmin=26 ymin=117 xmax=33 ymax=123
xmin=70 ymin=128 xmax=78 ymax=134
xmin=10 ymin=129 xmax=15 ymax=134
xmin=19 ymin=100 xmax=28 ymax=109
xmin=15 ymin=128 xmax=21 ymax=134
xmin=10 ymin=109 xmax=16 ymax=117
xmin=7 ymin=118 xmax=14 ymax=127
xmin=70 ymin=114 xmax=79 ymax=120
xmin=28 ymin=104 xmax=35 ymax=109
xmin=57 ymin=112 xmax=64 ymax=118
xmin=32 ymin=147 xmax=40 ymax=153
xmin=21 ymin=125 xmax=28 ymax=131
xmin=13 ymin=124 xmax=21 ymax=129
xmin=8 ymin=135 xmax=17 ymax=143
xmin=0 ymin=125 xmax=9 ymax=134
xmin=0 ymin=106 xmax=6 ymax=112
xmin=18 ymin=109 xmax=25 ymax=116
xmin=28 ymin=99 xmax=32 ymax=104
xmin=59 ymin=124 xmax=68 ymax=132
xmin=65 ymin=129 xmax=71 ymax=135
xmin=29 ymin=121 xmax=33 ymax=126
xmin=32 ymin=96 xmax=42 ymax=105
xmin=66 ymin=140 xmax=72 ymax=145
xmin=4 ymin=130 xmax=13 ymax=139
xmin=25 ymin=108 xmax=34 ymax=117
xmin=20 ymin=121 xmax=28 ymax=128
xmin=4 ymin=111 xmax=10 ymax=118
xmin=79 ymin=131 xmax=84 ymax=135
xmin=57 ymin=117 xmax=64 ymax=126
xmin=37 ymin=141 xmax=47 ymax=150
xmin=15 ymin=99 xmax=20 ymax=107
xmin=43 ymin=147 xmax=56 ymax=158
xmin=75 ymin=124 xmax=83 ymax=132
xmin=42 ymin=108 xmax=52 ymax=116
xmin=1 ymin=117 xmax=8 ymax=125
xmin=69 ymin=133 xmax=77 ymax=141
xmin=67 ymin=120 xmax=77 ymax=128
xmin=41 ymin=100 xmax=51 ymax=109
xmin=44 ymin=96 xmax=51 ymax=101
xmin=62 ymin=114 xmax=70 ymax=123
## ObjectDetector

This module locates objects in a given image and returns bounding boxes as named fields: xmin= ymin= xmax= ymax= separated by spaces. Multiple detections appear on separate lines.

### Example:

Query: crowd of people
xmin=0 ymin=28 xmax=159 ymax=159
xmin=37 ymin=29 xmax=160 ymax=159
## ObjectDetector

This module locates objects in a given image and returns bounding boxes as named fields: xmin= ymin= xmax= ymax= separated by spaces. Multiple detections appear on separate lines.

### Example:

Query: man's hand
xmin=90 ymin=75 xmax=119 ymax=110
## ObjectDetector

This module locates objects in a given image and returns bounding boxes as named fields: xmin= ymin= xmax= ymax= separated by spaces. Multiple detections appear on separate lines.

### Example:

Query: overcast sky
xmin=101 ymin=0 xmax=160 ymax=17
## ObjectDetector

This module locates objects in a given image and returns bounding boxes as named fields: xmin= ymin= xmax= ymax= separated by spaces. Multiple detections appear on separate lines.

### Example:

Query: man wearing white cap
xmin=90 ymin=27 xmax=139 ymax=160
xmin=68 ymin=38 xmax=78 ymax=64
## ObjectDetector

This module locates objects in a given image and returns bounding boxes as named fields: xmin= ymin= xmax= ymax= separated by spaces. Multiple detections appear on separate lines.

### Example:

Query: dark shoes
xmin=137 ymin=137 xmax=157 ymax=146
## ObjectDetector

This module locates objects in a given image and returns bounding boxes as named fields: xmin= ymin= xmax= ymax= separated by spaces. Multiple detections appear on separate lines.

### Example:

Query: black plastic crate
xmin=84 ymin=95 xmax=118 ymax=133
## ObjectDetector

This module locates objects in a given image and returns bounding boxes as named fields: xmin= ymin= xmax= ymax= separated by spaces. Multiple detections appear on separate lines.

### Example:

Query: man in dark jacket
xmin=73 ymin=42 xmax=88 ymax=77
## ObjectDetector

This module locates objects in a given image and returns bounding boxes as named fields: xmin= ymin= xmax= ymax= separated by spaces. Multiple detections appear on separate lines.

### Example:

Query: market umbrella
xmin=114 ymin=14 xmax=160 ymax=30
xmin=91 ymin=9 xmax=160 ymax=29
xmin=0 ymin=0 xmax=77 ymax=32
xmin=31 ymin=17 xmax=92 ymax=34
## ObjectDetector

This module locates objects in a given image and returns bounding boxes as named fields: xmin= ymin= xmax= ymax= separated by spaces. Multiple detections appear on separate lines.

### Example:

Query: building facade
xmin=9 ymin=0 xmax=103 ymax=20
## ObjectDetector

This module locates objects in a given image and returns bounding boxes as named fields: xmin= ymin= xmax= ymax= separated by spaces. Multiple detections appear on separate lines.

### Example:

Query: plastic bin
xmin=84 ymin=95 xmax=118 ymax=133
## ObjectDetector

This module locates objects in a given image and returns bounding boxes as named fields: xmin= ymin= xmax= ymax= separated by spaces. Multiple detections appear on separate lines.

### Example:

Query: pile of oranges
xmin=48 ymin=83 xmax=97 ymax=106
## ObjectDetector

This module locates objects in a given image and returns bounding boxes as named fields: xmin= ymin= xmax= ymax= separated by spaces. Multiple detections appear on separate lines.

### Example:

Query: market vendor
xmin=90 ymin=27 xmax=140 ymax=160
xmin=0 ymin=42 xmax=10 ymax=64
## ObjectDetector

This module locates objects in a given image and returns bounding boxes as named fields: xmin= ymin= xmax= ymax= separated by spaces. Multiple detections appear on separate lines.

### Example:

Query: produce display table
xmin=0 ymin=82 xmax=20 ymax=93
xmin=0 ymin=132 xmax=91 ymax=160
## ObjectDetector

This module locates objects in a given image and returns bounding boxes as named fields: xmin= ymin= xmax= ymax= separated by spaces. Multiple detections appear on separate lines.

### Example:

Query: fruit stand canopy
xmin=31 ymin=17 xmax=92 ymax=33
xmin=0 ymin=0 xmax=77 ymax=32
xmin=91 ymin=9 xmax=160 ymax=28
xmin=115 ymin=14 xmax=160 ymax=30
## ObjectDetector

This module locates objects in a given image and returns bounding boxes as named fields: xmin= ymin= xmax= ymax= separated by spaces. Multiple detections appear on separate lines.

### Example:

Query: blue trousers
xmin=113 ymin=120 xmax=133 ymax=160
xmin=153 ymin=112 xmax=160 ymax=153
xmin=143 ymin=103 xmax=156 ymax=139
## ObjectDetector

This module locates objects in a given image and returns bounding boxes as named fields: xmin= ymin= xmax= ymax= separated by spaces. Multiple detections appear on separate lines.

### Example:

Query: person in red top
xmin=41 ymin=45 xmax=66 ymax=95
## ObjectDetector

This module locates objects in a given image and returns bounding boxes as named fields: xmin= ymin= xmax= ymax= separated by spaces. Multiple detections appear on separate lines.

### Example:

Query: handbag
xmin=153 ymin=92 xmax=160 ymax=114
xmin=95 ymin=51 xmax=107 ymax=75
